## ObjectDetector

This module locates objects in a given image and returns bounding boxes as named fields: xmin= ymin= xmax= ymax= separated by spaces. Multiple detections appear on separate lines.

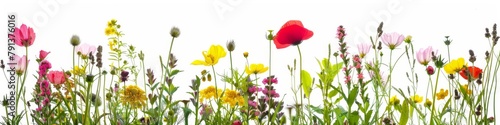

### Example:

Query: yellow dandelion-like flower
xmin=71 ymin=65 xmax=86 ymax=76
xmin=461 ymin=84 xmax=472 ymax=95
xmin=410 ymin=95 xmax=423 ymax=103
xmin=199 ymin=86 xmax=222 ymax=102
xmin=121 ymin=85 xmax=147 ymax=109
xmin=436 ymin=89 xmax=449 ymax=100
xmin=389 ymin=95 xmax=400 ymax=105
xmin=443 ymin=58 xmax=467 ymax=74
xmin=221 ymin=89 xmax=244 ymax=107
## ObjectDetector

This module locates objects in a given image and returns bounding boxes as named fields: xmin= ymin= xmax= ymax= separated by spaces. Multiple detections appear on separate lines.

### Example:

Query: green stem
xmin=166 ymin=37 xmax=175 ymax=73
xmin=229 ymin=52 xmax=234 ymax=89
xmin=296 ymin=45 xmax=304 ymax=124
xmin=429 ymin=68 xmax=441 ymax=125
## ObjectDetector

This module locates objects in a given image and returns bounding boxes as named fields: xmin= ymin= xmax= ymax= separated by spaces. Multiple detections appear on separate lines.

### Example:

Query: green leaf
xmin=328 ymin=90 xmax=338 ymax=98
xmin=169 ymin=69 xmax=182 ymax=76
xmin=301 ymin=70 xmax=313 ymax=98
xmin=400 ymin=100 xmax=410 ymax=125
xmin=346 ymin=86 xmax=359 ymax=107
xmin=308 ymin=105 xmax=324 ymax=114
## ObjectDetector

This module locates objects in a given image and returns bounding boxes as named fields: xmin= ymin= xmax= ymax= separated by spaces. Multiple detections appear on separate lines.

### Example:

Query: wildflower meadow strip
xmin=1 ymin=19 xmax=499 ymax=125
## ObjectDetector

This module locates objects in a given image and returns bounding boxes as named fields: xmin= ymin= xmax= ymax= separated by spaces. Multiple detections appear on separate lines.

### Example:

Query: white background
xmin=1 ymin=0 xmax=500 ymax=124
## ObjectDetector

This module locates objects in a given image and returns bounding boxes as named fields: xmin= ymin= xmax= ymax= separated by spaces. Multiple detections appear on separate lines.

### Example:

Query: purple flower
xmin=120 ymin=70 xmax=129 ymax=82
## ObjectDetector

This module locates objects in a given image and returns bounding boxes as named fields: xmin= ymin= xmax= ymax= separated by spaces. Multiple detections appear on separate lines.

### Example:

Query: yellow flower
xmin=461 ymin=84 xmax=472 ymax=95
xmin=71 ymin=65 xmax=86 ymax=76
xmin=199 ymin=85 xmax=222 ymax=102
xmin=411 ymin=95 xmax=423 ymax=103
xmin=424 ymin=99 xmax=432 ymax=107
xmin=245 ymin=63 xmax=269 ymax=75
xmin=192 ymin=45 xmax=227 ymax=66
xmin=389 ymin=95 xmax=400 ymax=105
xmin=221 ymin=89 xmax=244 ymax=107
xmin=436 ymin=89 xmax=449 ymax=100
xmin=105 ymin=26 xmax=117 ymax=36
xmin=443 ymin=58 xmax=467 ymax=74
xmin=121 ymin=85 xmax=147 ymax=109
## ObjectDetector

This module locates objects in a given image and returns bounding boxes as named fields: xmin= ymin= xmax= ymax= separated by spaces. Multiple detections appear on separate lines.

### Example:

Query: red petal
xmin=280 ymin=20 xmax=304 ymax=29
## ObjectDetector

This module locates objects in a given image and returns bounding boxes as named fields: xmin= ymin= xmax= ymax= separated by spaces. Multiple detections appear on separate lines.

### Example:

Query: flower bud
xmin=170 ymin=27 xmax=180 ymax=38
xmin=243 ymin=52 xmax=249 ymax=58
xmin=70 ymin=35 xmax=81 ymax=46
xmin=426 ymin=66 xmax=435 ymax=75
xmin=404 ymin=35 xmax=412 ymax=43
xmin=266 ymin=30 xmax=274 ymax=40
xmin=226 ymin=40 xmax=235 ymax=52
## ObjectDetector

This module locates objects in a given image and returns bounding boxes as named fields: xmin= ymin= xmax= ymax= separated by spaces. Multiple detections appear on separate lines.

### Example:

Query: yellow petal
xmin=191 ymin=60 xmax=207 ymax=65
xmin=245 ymin=66 xmax=252 ymax=75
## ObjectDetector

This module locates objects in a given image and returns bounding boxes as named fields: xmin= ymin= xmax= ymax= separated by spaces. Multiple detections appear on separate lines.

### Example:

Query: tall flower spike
xmin=273 ymin=20 xmax=313 ymax=49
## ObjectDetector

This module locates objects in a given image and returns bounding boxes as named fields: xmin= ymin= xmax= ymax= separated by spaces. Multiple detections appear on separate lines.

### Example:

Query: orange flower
xmin=459 ymin=66 xmax=482 ymax=80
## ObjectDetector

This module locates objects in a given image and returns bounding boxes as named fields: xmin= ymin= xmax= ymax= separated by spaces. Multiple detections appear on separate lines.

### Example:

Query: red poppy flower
xmin=459 ymin=66 xmax=482 ymax=80
xmin=273 ymin=20 xmax=313 ymax=49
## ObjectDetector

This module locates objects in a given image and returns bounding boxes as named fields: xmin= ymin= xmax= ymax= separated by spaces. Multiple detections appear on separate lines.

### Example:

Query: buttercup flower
xmin=411 ymin=95 xmax=423 ymax=103
xmin=416 ymin=46 xmax=434 ymax=66
xmin=191 ymin=45 xmax=227 ymax=66
xmin=76 ymin=43 xmax=97 ymax=59
xmin=381 ymin=32 xmax=405 ymax=50
xmin=121 ymin=85 xmax=147 ymax=109
xmin=47 ymin=71 xmax=67 ymax=85
xmin=459 ymin=66 xmax=482 ymax=80
xmin=273 ymin=20 xmax=314 ymax=49
xmin=444 ymin=58 xmax=467 ymax=74
xmin=10 ymin=24 xmax=36 ymax=47
xmin=245 ymin=63 xmax=269 ymax=75
xmin=9 ymin=55 xmax=29 ymax=75
xmin=357 ymin=42 xmax=371 ymax=58
xmin=436 ymin=89 xmax=449 ymax=100
xmin=389 ymin=95 xmax=400 ymax=105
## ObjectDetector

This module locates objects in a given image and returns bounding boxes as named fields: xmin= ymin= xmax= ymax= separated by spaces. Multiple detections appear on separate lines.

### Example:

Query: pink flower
xmin=38 ymin=60 xmax=52 ymax=77
xmin=47 ymin=71 xmax=67 ymax=85
xmin=381 ymin=32 xmax=405 ymax=50
xmin=232 ymin=120 xmax=242 ymax=125
xmin=416 ymin=46 xmax=435 ymax=66
xmin=248 ymin=100 xmax=257 ymax=108
xmin=336 ymin=25 xmax=346 ymax=39
xmin=357 ymin=42 xmax=372 ymax=58
xmin=248 ymin=86 xmax=260 ymax=94
xmin=262 ymin=77 xmax=278 ymax=85
xmin=9 ymin=55 xmax=29 ymax=75
xmin=10 ymin=24 xmax=36 ymax=47
xmin=39 ymin=50 xmax=50 ymax=61
xmin=39 ymin=80 xmax=51 ymax=96
xmin=76 ymin=43 xmax=96 ymax=58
